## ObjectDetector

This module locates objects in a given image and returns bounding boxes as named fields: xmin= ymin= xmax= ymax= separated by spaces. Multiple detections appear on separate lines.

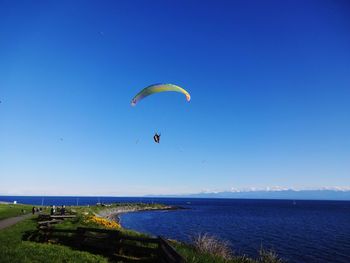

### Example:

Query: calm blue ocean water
xmin=1 ymin=196 xmax=349 ymax=263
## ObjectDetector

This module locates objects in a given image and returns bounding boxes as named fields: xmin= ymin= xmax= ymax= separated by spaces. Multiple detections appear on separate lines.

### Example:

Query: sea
xmin=1 ymin=196 xmax=349 ymax=263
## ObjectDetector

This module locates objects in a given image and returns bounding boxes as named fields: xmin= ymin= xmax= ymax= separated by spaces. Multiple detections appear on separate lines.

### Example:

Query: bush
xmin=190 ymin=233 xmax=285 ymax=263
xmin=192 ymin=233 xmax=233 ymax=260
xmin=257 ymin=248 xmax=284 ymax=263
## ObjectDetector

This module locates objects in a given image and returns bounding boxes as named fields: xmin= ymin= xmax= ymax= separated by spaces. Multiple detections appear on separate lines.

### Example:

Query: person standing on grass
xmin=61 ymin=205 xmax=65 ymax=215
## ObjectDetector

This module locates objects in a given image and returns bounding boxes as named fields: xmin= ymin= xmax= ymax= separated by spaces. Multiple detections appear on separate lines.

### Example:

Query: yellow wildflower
xmin=85 ymin=215 xmax=120 ymax=229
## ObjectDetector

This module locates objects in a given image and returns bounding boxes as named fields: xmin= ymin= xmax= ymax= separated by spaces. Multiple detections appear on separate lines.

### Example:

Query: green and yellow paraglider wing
xmin=131 ymin=84 xmax=190 ymax=106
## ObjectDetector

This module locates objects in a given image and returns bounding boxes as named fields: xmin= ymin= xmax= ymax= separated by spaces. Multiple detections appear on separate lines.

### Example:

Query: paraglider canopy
xmin=131 ymin=83 xmax=190 ymax=106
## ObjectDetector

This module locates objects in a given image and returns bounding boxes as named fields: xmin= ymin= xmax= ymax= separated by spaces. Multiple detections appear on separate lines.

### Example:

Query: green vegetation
xmin=173 ymin=238 xmax=283 ymax=263
xmin=0 ymin=203 xmax=32 ymax=220
xmin=0 ymin=203 xmax=283 ymax=263
xmin=0 ymin=217 xmax=107 ymax=263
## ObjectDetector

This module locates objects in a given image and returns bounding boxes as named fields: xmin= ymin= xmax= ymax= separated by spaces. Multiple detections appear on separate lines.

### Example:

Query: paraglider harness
xmin=153 ymin=133 xmax=161 ymax=143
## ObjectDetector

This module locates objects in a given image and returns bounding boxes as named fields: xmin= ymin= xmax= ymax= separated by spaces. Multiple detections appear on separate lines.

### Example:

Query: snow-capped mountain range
xmin=147 ymin=187 xmax=350 ymax=200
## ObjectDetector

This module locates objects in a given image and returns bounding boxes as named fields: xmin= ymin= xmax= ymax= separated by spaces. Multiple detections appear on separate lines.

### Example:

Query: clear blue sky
xmin=1 ymin=0 xmax=349 ymax=196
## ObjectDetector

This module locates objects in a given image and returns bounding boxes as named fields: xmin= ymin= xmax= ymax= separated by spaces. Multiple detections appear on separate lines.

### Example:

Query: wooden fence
xmin=39 ymin=227 xmax=186 ymax=263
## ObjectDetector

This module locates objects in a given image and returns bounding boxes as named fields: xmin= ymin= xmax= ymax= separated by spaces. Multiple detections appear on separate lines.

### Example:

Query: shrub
xmin=257 ymin=248 xmax=284 ymax=263
xmin=192 ymin=233 xmax=233 ymax=260
xmin=84 ymin=215 xmax=120 ymax=229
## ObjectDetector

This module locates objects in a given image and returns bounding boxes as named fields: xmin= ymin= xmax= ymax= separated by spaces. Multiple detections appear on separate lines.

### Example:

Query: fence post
xmin=158 ymin=237 xmax=186 ymax=263
xmin=75 ymin=227 xmax=85 ymax=249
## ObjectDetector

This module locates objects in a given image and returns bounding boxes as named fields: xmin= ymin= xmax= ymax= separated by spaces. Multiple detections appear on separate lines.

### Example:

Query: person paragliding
xmin=131 ymin=83 xmax=190 ymax=143
xmin=153 ymin=133 xmax=161 ymax=143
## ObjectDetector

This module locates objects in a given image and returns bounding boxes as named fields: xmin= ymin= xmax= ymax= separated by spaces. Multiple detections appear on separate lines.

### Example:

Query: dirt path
xmin=0 ymin=213 xmax=32 ymax=230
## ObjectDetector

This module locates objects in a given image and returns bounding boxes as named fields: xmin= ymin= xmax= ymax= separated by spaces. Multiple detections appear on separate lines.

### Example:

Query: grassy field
xmin=0 ymin=204 xmax=33 ymax=220
xmin=0 ymin=217 xmax=108 ymax=263
xmin=0 ymin=203 xmax=283 ymax=263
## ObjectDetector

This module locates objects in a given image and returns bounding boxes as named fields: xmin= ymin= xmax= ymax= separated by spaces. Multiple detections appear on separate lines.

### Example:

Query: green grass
xmin=0 ymin=203 xmax=171 ymax=263
xmin=0 ymin=204 xmax=33 ymax=220
xmin=0 ymin=217 xmax=108 ymax=263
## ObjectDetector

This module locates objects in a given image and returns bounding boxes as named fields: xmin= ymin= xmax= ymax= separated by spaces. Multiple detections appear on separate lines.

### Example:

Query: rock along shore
xmin=96 ymin=204 xmax=185 ymax=223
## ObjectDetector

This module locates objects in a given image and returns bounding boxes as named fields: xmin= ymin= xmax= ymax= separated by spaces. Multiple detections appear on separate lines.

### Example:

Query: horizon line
xmin=1 ymin=187 xmax=350 ymax=197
